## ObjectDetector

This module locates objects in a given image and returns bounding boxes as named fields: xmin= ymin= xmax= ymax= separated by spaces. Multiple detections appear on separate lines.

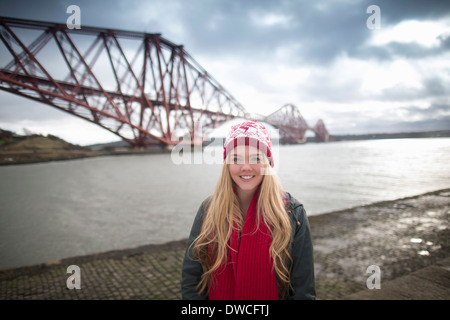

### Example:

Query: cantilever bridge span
xmin=0 ymin=16 xmax=328 ymax=146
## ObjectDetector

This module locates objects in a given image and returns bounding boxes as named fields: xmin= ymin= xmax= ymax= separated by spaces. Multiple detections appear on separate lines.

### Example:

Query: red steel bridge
xmin=0 ymin=16 xmax=328 ymax=147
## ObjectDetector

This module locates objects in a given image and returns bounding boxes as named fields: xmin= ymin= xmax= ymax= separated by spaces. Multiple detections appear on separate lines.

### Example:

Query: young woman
xmin=181 ymin=120 xmax=315 ymax=300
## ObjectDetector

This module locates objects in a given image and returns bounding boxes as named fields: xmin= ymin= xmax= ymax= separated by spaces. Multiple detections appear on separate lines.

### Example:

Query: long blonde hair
xmin=190 ymin=153 xmax=293 ymax=298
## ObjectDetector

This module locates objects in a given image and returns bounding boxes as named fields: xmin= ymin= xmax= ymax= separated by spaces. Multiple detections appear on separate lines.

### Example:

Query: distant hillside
xmin=0 ymin=129 xmax=168 ymax=165
xmin=4 ymin=135 xmax=87 ymax=151
xmin=0 ymin=129 xmax=95 ymax=165
xmin=85 ymin=139 xmax=132 ymax=151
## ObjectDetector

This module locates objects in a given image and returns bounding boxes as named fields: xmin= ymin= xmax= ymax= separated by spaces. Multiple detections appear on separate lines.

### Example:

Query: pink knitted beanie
xmin=223 ymin=120 xmax=274 ymax=167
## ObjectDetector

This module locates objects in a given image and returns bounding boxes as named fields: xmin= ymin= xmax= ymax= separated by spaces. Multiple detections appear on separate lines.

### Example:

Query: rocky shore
xmin=0 ymin=188 xmax=449 ymax=300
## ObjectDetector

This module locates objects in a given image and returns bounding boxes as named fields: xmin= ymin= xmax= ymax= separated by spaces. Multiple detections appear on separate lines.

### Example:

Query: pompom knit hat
xmin=223 ymin=120 xmax=274 ymax=167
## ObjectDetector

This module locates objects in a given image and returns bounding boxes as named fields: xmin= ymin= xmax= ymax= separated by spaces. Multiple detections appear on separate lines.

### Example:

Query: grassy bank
xmin=0 ymin=130 xmax=168 ymax=166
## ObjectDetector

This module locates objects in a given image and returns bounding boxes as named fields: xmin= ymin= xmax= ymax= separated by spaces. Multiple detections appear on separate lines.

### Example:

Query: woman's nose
xmin=240 ymin=161 xmax=252 ymax=171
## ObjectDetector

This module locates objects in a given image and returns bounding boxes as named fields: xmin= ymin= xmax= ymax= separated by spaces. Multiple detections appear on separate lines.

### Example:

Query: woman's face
xmin=228 ymin=145 xmax=265 ymax=194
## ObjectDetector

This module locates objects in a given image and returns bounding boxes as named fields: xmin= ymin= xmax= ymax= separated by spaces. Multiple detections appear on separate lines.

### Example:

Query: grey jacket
xmin=181 ymin=193 xmax=316 ymax=300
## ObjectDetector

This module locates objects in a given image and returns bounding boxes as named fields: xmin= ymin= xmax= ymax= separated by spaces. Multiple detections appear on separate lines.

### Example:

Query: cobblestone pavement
xmin=1 ymin=189 xmax=449 ymax=300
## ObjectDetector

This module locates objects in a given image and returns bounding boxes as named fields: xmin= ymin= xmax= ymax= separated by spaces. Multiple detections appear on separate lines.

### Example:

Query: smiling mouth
xmin=240 ymin=175 xmax=255 ymax=181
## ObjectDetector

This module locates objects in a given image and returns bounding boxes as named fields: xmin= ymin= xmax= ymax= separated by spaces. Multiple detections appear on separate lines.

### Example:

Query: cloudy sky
xmin=0 ymin=0 xmax=449 ymax=145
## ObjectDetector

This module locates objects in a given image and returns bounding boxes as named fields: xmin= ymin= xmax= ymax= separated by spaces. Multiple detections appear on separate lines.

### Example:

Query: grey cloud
xmin=2 ymin=0 xmax=449 ymax=66
xmin=353 ymin=34 xmax=450 ymax=62
xmin=300 ymin=70 xmax=450 ymax=106
xmin=423 ymin=77 xmax=450 ymax=97
xmin=0 ymin=92 xmax=67 ymax=121
xmin=181 ymin=0 xmax=369 ymax=65
xmin=399 ymin=103 xmax=450 ymax=120
xmin=175 ymin=0 xmax=450 ymax=65
xmin=375 ymin=0 xmax=450 ymax=25
xmin=352 ymin=118 xmax=450 ymax=134
xmin=380 ymin=77 xmax=450 ymax=103
xmin=326 ymin=104 xmax=450 ymax=135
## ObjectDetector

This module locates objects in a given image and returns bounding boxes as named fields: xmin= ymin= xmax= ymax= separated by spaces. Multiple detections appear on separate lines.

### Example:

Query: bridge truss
xmin=0 ymin=16 xmax=328 ymax=146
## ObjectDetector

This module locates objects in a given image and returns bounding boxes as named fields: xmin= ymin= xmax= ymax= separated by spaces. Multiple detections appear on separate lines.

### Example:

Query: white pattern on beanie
xmin=223 ymin=120 xmax=274 ymax=167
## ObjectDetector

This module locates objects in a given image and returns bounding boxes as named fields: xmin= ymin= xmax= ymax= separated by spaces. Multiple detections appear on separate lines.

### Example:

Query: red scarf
xmin=209 ymin=189 xmax=279 ymax=300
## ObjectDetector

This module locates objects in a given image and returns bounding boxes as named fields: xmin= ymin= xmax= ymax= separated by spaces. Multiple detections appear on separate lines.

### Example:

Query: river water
xmin=1 ymin=138 xmax=450 ymax=269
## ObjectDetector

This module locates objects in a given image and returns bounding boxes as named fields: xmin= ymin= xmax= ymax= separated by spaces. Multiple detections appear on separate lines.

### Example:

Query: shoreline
xmin=307 ymin=187 xmax=450 ymax=224
xmin=1 ymin=188 xmax=449 ymax=299
xmin=0 ymin=148 xmax=172 ymax=166
xmin=2 ymin=134 xmax=449 ymax=166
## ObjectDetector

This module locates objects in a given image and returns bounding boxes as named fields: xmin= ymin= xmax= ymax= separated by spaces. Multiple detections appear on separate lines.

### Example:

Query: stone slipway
xmin=345 ymin=257 xmax=450 ymax=299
